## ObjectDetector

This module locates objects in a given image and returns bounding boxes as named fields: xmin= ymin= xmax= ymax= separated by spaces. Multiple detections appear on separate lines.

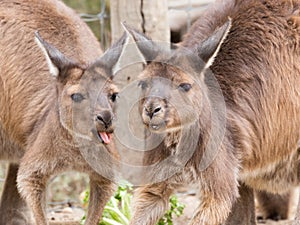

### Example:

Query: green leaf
xmin=80 ymin=182 xmax=185 ymax=225
xmin=101 ymin=217 xmax=124 ymax=225
xmin=104 ymin=206 xmax=129 ymax=224
xmin=121 ymin=194 xmax=132 ymax=219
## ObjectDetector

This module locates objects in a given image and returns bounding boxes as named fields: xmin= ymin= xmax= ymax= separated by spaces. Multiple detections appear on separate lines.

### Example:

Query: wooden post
xmin=109 ymin=0 xmax=169 ymax=184
xmin=110 ymin=0 xmax=169 ymax=43
xmin=110 ymin=0 xmax=169 ymax=87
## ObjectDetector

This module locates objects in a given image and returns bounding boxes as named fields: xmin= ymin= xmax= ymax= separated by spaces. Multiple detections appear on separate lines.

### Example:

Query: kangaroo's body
xmin=0 ymin=0 xmax=125 ymax=224
xmin=125 ymin=0 xmax=300 ymax=224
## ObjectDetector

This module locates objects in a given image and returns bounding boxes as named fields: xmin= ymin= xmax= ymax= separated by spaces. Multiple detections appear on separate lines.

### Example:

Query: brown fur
xmin=0 ymin=0 xmax=125 ymax=224
xmin=125 ymin=0 xmax=300 ymax=224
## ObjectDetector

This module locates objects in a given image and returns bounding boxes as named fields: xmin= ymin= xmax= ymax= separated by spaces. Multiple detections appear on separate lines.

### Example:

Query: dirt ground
xmin=0 ymin=164 xmax=296 ymax=225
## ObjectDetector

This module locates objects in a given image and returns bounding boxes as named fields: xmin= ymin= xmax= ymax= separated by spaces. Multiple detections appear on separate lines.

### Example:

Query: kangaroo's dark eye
xmin=110 ymin=92 xmax=119 ymax=102
xmin=71 ymin=93 xmax=85 ymax=103
xmin=178 ymin=83 xmax=192 ymax=92
xmin=138 ymin=80 xmax=148 ymax=90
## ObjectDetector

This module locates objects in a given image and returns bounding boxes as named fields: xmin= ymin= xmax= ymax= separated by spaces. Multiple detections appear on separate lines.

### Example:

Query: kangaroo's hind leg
xmin=0 ymin=163 xmax=33 ymax=225
xmin=224 ymin=183 xmax=256 ymax=225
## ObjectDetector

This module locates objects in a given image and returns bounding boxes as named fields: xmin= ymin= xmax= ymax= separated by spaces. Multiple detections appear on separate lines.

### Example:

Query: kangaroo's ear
xmin=122 ymin=23 xmax=160 ymax=63
xmin=35 ymin=31 xmax=79 ymax=81
xmin=98 ymin=31 xmax=129 ymax=78
xmin=197 ymin=18 xmax=232 ymax=68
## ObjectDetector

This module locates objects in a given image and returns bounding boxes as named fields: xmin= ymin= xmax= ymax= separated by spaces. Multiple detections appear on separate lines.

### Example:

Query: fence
xmin=74 ymin=0 xmax=215 ymax=49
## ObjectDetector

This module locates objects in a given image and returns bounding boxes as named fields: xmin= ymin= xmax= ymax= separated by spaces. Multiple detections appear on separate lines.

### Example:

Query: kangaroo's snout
xmin=96 ymin=110 xmax=114 ymax=130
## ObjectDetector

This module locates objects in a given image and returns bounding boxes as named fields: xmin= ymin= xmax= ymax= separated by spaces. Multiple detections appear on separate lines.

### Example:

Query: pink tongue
xmin=99 ymin=132 xmax=111 ymax=144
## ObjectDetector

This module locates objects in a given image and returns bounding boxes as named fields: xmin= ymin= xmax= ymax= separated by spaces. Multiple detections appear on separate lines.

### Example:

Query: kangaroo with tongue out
xmin=96 ymin=111 xmax=114 ymax=144
xmin=0 ymin=0 xmax=127 ymax=224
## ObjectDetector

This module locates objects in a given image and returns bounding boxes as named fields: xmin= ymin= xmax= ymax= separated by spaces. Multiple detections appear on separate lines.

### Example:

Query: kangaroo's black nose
xmin=96 ymin=110 xmax=113 ymax=129
xmin=144 ymin=105 xmax=162 ymax=119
